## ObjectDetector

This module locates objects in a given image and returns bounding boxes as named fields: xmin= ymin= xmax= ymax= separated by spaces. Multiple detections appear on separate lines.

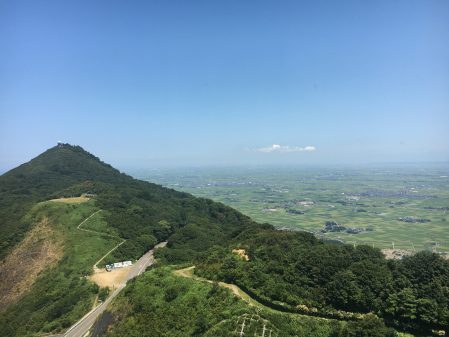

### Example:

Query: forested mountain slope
xmin=194 ymin=230 xmax=449 ymax=335
xmin=0 ymin=144 xmax=126 ymax=258
xmin=0 ymin=144 xmax=260 ymax=336
xmin=1 ymin=144 xmax=448 ymax=337
xmin=0 ymin=144 xmax=258 ymax=260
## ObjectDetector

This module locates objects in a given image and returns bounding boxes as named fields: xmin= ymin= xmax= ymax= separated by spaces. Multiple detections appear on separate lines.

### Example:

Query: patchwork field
xmin=138 ymin=164 xmax=449 ymax=252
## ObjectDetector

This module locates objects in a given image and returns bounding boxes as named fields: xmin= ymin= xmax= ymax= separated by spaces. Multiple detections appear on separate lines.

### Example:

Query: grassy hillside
xmin=99 ymin=225 xmax=448 ymax=336
xmin=0 ymin=144 xmax=259 ymax=261
xmin=0 ymin=144 xmax=261 ymax=336
xmin=0 ymin=200 xmax=118 ymax=336
xmin=0 ymin=144 xmax=127 ymax=259
xmin=96 ymin=267 xmax=357 ymax=337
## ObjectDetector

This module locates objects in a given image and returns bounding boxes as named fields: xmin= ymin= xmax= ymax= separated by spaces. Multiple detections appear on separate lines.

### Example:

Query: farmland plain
xmin=137 ymin=164 xmax=449 ymax=252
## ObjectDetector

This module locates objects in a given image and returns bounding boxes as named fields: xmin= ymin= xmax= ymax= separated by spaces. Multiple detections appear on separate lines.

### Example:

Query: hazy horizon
xmin=1 ymin=142 xmax=449 ymax=176
xmin=1 ymin=1 xmax=448 ymax=170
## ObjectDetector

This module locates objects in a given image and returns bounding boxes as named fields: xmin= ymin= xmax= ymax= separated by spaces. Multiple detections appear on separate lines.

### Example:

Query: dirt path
xmin=76 ymin=210 xmax=126 ymax=271
xmin=174 ymin=267 xmax=284 ymax=311
xmin=92 ymin=240 xmax=126 ymax=272
xmin=173 ymin=266 xmax=414 ymax=337
xmin=173 ymin=265 xmax=410 ymax=331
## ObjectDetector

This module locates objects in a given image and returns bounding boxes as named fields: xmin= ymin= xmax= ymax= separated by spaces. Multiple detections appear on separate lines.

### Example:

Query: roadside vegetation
xmin=100 ymin=267 xmax=389 ymax=337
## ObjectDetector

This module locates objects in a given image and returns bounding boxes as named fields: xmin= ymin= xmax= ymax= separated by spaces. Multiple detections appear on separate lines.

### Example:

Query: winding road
xmin=63 ymin=241 xmax=167 ymax=337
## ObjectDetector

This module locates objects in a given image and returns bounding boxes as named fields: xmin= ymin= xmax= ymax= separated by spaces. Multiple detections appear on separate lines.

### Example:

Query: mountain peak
xmin=0 ymin=144 xmax=131 ymax=257
xmin=1 ymin=143 xmax=129 ymax=195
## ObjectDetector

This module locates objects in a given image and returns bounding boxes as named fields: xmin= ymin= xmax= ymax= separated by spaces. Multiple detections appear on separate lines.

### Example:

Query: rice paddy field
xmin=137 ymin=164 xmax=449 ymax=253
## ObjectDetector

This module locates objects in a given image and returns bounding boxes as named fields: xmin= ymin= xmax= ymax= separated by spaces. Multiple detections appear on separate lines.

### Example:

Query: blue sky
xmin=1 ymin=0 xmax=448 ymax=170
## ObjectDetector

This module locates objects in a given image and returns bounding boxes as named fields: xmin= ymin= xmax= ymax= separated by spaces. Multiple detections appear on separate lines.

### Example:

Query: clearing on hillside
xmin=0 ymin=217 xmax=63 ymax=311
xmin=89 ymin=267 xmax=132 ymax=289
xmin=49 ymin=196 xmax=90 ymax=203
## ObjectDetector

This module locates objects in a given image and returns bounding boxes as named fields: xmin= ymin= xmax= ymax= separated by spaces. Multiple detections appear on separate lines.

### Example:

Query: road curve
xmin=63 ymin=241 xmax=167 ymax=337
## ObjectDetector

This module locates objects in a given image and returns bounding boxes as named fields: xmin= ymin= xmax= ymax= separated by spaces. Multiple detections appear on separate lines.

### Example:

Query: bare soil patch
xmin=50 ymin=196 xmax=90 ymax=204
xmin=174 ymin=266 xmax=255 ymax=305
xmin=49 ymin=196 xmax=90 ymax=203
xmin=90 ymin=267 xmax=132 ymax=289
xmin=173 ymin=265 xmax=195 ymax=278
xmin=232 ymin=248 xmax=249 ymax=261
xmin=0 ymin=217 xmax=63 ymax=311
xmin=382 ymin=248 xmax=414 ymax=260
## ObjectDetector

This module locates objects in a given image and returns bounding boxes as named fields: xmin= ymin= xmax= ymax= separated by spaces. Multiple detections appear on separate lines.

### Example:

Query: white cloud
xmin=258 ymin=144 xmax=281 ymax=153
xmin=256 ymin=144 xmax=316 ymax=153
xmin=303 ymin=146 xmax=316 ymax=152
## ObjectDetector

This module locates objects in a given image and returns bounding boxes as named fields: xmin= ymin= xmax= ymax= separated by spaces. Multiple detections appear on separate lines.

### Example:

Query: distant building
xmin=298 ymin=200 xmax=315 ymax=206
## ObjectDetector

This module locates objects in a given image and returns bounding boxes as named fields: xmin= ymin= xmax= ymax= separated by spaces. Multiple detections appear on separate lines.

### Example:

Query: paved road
xmin=63 ymin=241 xmax=167 ymax=337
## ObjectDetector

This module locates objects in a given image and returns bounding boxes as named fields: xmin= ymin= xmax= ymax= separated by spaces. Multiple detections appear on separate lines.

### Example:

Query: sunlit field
xmin=140 ymin=164 xmax=449 ymax=252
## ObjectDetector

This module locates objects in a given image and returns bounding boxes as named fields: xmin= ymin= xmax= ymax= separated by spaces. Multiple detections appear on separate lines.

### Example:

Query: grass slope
xmin=0 ymin=200 xmax=118 ymax=336
xmin=0 ymin=144 xmax=261 ymax=335
xmin=0 ymin=144 xmax=127 ymax=259
xmin=100 ymin=267 xmax=342 ymax=337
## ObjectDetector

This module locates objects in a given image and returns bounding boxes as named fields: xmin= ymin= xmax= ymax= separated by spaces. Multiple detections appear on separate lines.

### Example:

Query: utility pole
xmin=433 ymin=242 xmax=438 ymax=253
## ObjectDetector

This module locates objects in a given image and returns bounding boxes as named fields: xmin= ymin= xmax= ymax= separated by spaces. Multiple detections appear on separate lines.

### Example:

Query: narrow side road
xmin=76 ymin=210 xmax=102 ymax=232
xmin=76 ymin=210 xmax=126 ymax=271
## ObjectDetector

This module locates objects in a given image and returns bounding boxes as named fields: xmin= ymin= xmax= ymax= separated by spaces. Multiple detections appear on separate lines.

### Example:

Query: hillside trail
xmin=174 ymin=266 xmax=360 ymax=322
xmin=174 ymin=267 xmax=288 ymax=314
xmin=173 ymin=266 xmax=414 ymax=337
xmin=76 ymin=210 xmax=126 ymax=271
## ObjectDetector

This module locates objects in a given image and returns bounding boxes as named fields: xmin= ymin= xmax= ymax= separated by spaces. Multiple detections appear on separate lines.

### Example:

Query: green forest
xmin=0 ymin=144 xmax=259 ymax=336
xmin=193 ymin=230 xmax=449 ymax=335
xmin=1 ymin=144 xmax=448 ymax=336
xmin=0 ymin=144 xmax=258 ymax=262
xmin=98 ymin=267 xmax=396 ymax=337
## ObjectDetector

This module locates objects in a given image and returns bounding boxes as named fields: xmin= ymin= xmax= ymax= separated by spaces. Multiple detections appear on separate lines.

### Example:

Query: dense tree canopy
xmin=195 ymin=230 xmax=449 ymax=334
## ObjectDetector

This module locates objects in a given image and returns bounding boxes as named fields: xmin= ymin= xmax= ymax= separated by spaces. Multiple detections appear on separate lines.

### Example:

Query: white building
xmin=105 ymin=260 xmax=133 ymax=272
